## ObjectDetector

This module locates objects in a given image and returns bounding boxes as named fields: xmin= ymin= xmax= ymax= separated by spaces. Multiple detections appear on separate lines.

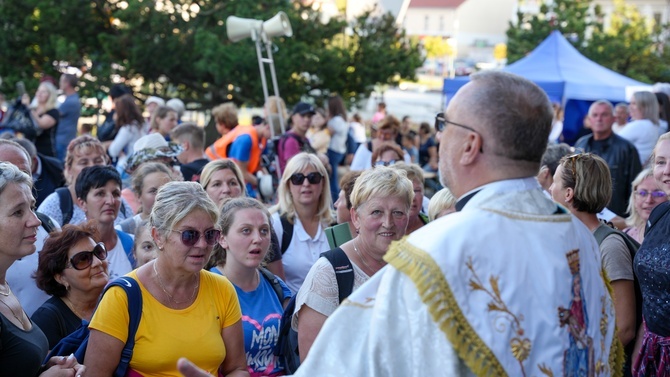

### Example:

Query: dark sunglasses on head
xmin=68 ymin=242 xmax=107 ymax=270
xmin=289 ymin=172 xmax=323 ymax=185
xmin=171 ymin=229 xmax=221 ymax=247
xmin=375 ymin=160 xmax=397 ymax=167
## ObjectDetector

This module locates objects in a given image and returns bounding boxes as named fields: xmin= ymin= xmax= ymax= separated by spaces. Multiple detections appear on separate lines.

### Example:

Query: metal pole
xmin=264 ymin=39 xmax=286 ymax=135
xmin=252 ymin=29 xmax=270 ymax=107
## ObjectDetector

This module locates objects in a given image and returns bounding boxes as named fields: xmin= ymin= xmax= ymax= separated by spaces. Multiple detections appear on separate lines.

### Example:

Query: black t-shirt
xmin=180 ymin=158 xmax=210 ymax=182
xmin=34 ymin=108 xmax=60 ymax=157
xmin=31 ymin=296 xmax=81 ymax=349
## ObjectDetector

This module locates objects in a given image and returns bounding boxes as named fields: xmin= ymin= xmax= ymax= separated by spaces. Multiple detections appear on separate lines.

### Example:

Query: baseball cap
xmin=291 ymin=102 xmax=316 ymax=116
xmin=145 ymin=96 xmax=165 ymax=107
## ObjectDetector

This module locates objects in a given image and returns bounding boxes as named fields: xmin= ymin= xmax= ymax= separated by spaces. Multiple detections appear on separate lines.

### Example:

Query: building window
xmin=425 ymin=15 xmax=429 ymax=31
xmin=439 ymin=15 xmax=444 ymax=31
xmin=653 ymin=12 xmax=662 ymax=26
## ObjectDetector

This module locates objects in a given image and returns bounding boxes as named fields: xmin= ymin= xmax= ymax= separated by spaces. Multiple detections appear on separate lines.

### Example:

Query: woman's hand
xmin=40 ymin=354 xmax=85 ymax=377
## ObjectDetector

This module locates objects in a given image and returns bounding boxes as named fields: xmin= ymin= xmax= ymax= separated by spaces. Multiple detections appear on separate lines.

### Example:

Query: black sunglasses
xmin=289 ymin=172 xmax=323 ymax=185
xmin=171 ymin=229 xmax=221 ymax=247
xmin=68 ymin=243 xmax=107 ymax=270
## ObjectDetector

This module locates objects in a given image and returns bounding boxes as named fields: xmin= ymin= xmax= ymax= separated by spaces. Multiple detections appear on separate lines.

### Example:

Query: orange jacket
xmin=206 ymin=125 xmax=262 ymax=173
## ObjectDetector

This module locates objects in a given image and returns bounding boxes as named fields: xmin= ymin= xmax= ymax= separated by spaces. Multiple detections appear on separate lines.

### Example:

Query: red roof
xmin=409 ymin=0 xmax=465 ymax=7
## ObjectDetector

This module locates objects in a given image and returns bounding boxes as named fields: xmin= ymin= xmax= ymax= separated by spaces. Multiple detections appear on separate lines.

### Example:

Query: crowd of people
xmin=0 ymin=71 xmax=669 ymax=377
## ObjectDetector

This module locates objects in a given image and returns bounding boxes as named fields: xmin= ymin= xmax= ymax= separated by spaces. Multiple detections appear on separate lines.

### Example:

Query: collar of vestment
xmin=385 ymin=177 xmax=623 ymax=377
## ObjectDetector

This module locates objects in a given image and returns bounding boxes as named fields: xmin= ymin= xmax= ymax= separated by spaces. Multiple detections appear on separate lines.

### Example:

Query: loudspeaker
xmin=226 ymin=16 xmax=263 ymax=42
xmin=262 ymin=11 xmax=293 ymax=39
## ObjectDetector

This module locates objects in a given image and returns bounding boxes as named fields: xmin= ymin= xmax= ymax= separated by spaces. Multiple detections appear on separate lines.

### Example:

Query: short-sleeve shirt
xmin=291 ymin=256 xmax=369 ymax=331
xmin=89 ymin=270 xmax=241 ymax=376
xmin=600 ymin=233 xmax=634 ymax=282
xmin=31 ymin=296 xmax=81 ymax=349
xmin=229 ymin=134 xmax=253 ymax=163
xmin=234 ymin=272 xmax=291 ymax=376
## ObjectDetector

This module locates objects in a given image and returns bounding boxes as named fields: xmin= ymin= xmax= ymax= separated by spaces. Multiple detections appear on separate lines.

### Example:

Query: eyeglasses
xmin=435 ymin=112 xmax=483 ymax=153
xmin=636 ymin=189 xmax=667 ymax=199
xmin=68 ymin=243 xmax=107 ymax=270
xmin=171 ymin=229 xmax=221 ymax=247
xmin=375 ymin=160 xmax=397 ymax=167
xmin=289 ymin=172 xmax=323 ymax=185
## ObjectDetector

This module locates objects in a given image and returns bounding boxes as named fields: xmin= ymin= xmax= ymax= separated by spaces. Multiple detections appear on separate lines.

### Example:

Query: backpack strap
xmin=320 ymin=248 xmax=355 ymax=303
xmin=116 ymin=230 xmax=136 ymax=268
xmin=36 ymin=211 xmax=57 ymax=234
xmin=105 ymin=276 xmax=143 ymax=377
xmin=280 ymin=214 xmax=294 ymax=255
xmin=56 ymin=187 xmax=73 ymax=225
xmin=259 ymin=267 xmax=284 ymax=303
xmin=119 ymin=200 xmax=127 ymax=218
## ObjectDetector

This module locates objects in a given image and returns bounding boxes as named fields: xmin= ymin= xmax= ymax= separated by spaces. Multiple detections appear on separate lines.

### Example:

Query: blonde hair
xmin=633 ymin=91 xmax=660 ymax=125
xmin=625 ymin=168 xmax=656 ymax=228
xmin=350 ymin=166 xmax=413 ymax=211
xmin=211 ymin=102 xmax=238 ymax=130
xmin=36 ymin=82 xmax=58 ymax=111
xmin=428 ymin=188 xmax=456 ymax=221
xmin=200 ymin=159 xmax=247 ymax=197
xmin=391 ymin=162 xmax=425 ymax=186
xmin=271 ymin=153 xmax=332 ymax=225
xmin=558 ymin=153 xmax=612 ymax=214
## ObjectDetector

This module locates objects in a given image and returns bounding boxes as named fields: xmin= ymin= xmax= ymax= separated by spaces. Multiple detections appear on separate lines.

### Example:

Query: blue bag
xmin=45 ymin=276 xmax=143 ymax=377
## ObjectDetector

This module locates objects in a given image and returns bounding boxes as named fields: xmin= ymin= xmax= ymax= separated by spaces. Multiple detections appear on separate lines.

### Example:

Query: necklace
xmin=63 ymin=297 xmax=84 ymax=319
xmin=0 ymin=296 xmax=26 ymax=328
xmin=153 ymin=260 xmax=199 ymax=305
xmin=0 ymin=282 xmax=10 ymax=297
xmin=354 ymin=240 xmax=384 ymax=275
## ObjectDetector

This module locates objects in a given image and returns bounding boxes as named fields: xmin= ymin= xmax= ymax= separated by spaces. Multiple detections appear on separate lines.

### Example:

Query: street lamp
xmin=226 ymin=12 xmax=293 ymax=137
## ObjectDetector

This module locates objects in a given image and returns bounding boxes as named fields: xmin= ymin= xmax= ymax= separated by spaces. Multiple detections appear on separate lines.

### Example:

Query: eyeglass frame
xmin=435 ymin=112 xmax=483 ymax=153
xmin=67 ymin=242 xmax=108 ymax=270
xmin=170 ymin=228 xmax=221 ymax=247
xmin=635 ymin=189 xmax=668 ymax=199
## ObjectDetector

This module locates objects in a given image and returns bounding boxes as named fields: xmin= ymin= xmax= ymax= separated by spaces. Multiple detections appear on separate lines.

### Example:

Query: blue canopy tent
xmin=443 ymin=31 xmax=649 ymax=144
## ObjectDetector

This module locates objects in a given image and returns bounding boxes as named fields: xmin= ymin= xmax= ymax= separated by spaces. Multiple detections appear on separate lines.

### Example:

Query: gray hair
xmin=468 ymin=71 xmax=553 ymax=166
xmin=588 ymin=100 xmax=614 ymax=115
xmin=0 ymin=161 xmax=33 ymax=195
xmin=150 ymin=181 xmax=219 ymax=235
xmin=541 ymin=143 xmax=573 ymax=176
xmin=633 ymin=91 xmax=660 ymax=125
xmin=350 ymin=166 xmax=413 ymax=211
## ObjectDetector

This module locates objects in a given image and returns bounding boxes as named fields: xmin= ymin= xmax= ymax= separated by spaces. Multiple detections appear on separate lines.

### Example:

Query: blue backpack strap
xmin=116 ymin=230 xmax=136 ymax=268
xmin=320 ymin=247 xmax=355 ymax=303
xmin=110 ymin=276 xmax=142 ymax=377
xmin=258 ymin=267 xmax=284 ymax=302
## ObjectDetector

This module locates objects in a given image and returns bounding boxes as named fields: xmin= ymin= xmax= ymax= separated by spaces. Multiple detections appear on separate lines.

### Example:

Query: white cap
xmin=166 ymin=98 xmax=185 ymax=117
xmin=145 ymin=96 xmax=165 ymax=107
xmin=133 ymin=133 xmax=169 ymax=151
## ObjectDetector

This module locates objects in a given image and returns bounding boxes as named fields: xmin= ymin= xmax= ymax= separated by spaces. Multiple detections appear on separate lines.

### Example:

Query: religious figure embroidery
xmin=558 ymin=249 xmax=595 ymax=377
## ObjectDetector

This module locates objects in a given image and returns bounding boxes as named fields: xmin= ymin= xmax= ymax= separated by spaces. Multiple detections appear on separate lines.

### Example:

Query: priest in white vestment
xmin=290 ymin=71 xmax=624 ymax=377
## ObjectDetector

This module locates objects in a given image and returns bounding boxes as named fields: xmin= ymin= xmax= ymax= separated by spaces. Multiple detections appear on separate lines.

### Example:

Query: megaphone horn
xmin=226 ymin=16 xmax=263 ymax=43
xmin=262 ymin=11 xmax=293 ymax=40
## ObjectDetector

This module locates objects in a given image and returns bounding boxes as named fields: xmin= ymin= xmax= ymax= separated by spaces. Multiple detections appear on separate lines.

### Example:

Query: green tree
xmin=506 ymin=0 xmax=670 ymax=83
xmin=0 ymin=0 xmax=422 ymax=110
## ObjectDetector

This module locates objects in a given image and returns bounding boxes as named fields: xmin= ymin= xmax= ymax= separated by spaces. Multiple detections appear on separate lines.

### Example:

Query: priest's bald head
xmin=438 ymin=71 xmax=553 ymax=198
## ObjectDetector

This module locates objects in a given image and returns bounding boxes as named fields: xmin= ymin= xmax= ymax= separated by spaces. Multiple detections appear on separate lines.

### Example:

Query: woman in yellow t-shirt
xmin=84 ymin=181 xmax=249 ymax=377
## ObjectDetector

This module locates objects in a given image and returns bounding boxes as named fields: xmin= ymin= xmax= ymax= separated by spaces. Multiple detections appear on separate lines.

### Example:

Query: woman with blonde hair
xmin=201 ymin=159 xmax=246 ymax=208
xmin=150 ymin=106 xmax=178 ymax=140
xmin=619 ymin=91 xmax=661 ymax=164
xmin=427 ymin=187 xmax=456 ymax=221
xmin=623 ymin=168 xmax=668 ymax=244
xmin=294 ymin=166 xmax=413 ymax=361
xmin=21 ymin=81 xmax=59 ymax=157
xmin=270 ymin=153 xmax=332 ymax=294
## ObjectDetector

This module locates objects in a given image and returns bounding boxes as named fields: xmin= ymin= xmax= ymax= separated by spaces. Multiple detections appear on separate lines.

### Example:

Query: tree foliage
xmin=506 ymin=0 xmax=670 ymax=83
xmin=0 ymin=0 xmax=423 ymax=109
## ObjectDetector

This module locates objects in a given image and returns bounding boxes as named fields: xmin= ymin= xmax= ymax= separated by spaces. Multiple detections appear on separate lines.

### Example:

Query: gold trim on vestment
xmin=385 ymin=238 xmax=507 ymax=376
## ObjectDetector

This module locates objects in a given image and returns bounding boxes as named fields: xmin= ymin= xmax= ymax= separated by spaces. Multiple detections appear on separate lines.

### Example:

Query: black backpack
xmin=274 ymin=247 xmax=355 ymax=374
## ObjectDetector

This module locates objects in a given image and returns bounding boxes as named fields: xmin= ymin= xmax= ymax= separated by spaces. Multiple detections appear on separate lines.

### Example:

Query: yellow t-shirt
xmin=89 ymin=270 xmax=241 ymax=376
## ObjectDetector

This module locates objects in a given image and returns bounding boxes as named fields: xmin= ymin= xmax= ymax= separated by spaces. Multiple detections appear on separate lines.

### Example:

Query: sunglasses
xmin=636 ymin=189 xmax=667 ymax=199
xmin=289 ymin=172 xmax=323 ymax=185
xmin=375 ymin=160 xmax=397 ymax=167
xmin=68 ymin=243 xmax=107 ymax=270
xmin=171 ymin=229 xmax=221 ymax=247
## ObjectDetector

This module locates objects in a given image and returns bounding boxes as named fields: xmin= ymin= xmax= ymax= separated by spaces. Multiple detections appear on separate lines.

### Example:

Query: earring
xmin=356 ymin=228 xmax=360 ymax=234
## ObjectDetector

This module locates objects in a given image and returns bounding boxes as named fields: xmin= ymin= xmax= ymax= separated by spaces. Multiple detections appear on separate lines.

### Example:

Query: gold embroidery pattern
xmin=385 ymin=238 xmax=507 ymax=376
xmin=466 ymin=257 xmax=532 ymax=376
